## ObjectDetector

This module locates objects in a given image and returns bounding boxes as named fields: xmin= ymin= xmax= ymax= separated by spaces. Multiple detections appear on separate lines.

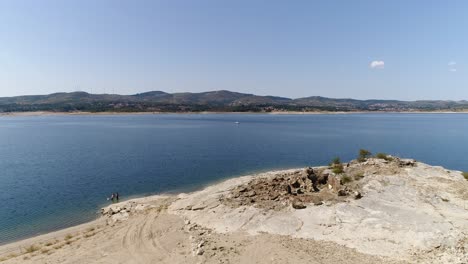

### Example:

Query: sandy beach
xmin=0 ymin=159 xmax=467 ymax=263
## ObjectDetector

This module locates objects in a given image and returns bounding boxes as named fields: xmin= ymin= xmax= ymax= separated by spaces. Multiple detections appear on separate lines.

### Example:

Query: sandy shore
xmin=0 ymin=160 xmax=467 ymax=263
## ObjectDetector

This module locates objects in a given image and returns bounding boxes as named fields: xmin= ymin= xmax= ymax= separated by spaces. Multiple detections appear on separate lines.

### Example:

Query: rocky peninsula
xmin=0 ymin=156 xmax=467 ymax=263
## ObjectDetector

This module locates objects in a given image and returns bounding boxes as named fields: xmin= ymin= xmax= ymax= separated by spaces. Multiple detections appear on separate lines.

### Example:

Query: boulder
xmin=292 ymin=201 xmax=307 ymax=209
xmin=245 ymin=191 xmax=256 ymax=197
xmin=354 ymin=191 xmax=362 ymax=199
xmin=291 ymin=180 xmax=301 ymax=188
xmin=327 ymin=176 xmax=341 ymax=192
xmin=196 ymin=248 xmax=204 ymax=255
xmin=399 ymin=159 xmax=416 ymax=167
xmin=101 ymin=207 xmax=111 ymax=216
xmin=317 ymin=173 xmax=329 ymax=185
xmin=109 ymin=206 xmax=122 ymax=215
xmin=110 ymin=211 xmax=129 ymax=223
xmin=337 ymin=189 xmax=347 ymax=196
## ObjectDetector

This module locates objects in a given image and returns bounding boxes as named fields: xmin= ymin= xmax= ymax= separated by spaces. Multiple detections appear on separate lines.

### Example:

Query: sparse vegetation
xmin=341 ymin=175 xmax=353 ymax=184
xmin=86 ymin=227 xmax=95 ymax=232
xmin=64 ymin=234 xmax=73 ymax=240
xmin=332 ymin=163 xmax=344 ymax=174
xmin=0 ymin=254 xmax=17 ymax=262
xmin=84 ymin=232 xmax=96 ymax=238
xmin=332 ymin=157 xmax=341 ymax=165
xmin=462 ymin=172 xmax=468 ymax=180
xmin=330 ymin=156 xmax=344 ymax=174
xmin=53 ymin=244 xmax=64 ymax=250
xmin=375 ymin=152 xmax=393 ymax=161
xmin=24 ymin=244 xmax=40 ymax=253
xmin=354 ymin=172 xmax=365 ymax=180
xmin=358 ymin=149 xmax=372 ymax=162
xmin=45 ymin=241 xmax=54 ymax=246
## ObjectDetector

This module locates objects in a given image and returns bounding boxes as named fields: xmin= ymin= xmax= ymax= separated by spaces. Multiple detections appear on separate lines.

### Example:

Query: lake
xmin=1 ymin=113 xmax=467 ymax=244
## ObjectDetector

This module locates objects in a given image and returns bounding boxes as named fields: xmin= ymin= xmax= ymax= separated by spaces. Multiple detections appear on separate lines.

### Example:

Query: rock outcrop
xmin=169 ymin=158 xmax=468 ymax=263
xmin=101 ymin=201 xmax=155 ymax=224
xmin=221 ymin=162 xmax=369 ymax=210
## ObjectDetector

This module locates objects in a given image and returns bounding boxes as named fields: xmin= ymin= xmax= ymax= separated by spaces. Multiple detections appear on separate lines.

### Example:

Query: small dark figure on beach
xmin=116 ymin=192 xmax=119 ymax=202
xmin=109 ymin=193 xmax=115 ymax=203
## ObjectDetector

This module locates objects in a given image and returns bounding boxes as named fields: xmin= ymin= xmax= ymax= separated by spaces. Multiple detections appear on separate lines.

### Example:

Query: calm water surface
xmin=1 ymin=113 xmax=468 ymax=244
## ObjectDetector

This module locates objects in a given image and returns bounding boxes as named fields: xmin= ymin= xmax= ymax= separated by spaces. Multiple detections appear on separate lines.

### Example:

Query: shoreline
xmin=0 ymin=168 xmax=289 ymax=253
xmin=0 ymin=161 xmax=466 ymax=263
xmin=1 ymin=110 xmax=468 ymax=117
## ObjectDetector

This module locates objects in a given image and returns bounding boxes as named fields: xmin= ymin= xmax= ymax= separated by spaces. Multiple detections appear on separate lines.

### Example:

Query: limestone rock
xmin=292 ymin=201 xmax=306 ymax=209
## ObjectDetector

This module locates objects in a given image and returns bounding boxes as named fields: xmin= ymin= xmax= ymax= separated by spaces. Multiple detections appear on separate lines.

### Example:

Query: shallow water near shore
xmin=1 ymin=113 xmax=468 ymax=244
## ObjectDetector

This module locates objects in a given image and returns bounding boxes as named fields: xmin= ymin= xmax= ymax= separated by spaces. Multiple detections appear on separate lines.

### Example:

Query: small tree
xmin=329 ymin=157 xmax=344 ymax=174
xmin=332 ymin=163 xmax=344 ymax=174
xmin=358 ymin=149 xmax=371 ymax=162
xmin=332 ymin=157 xmax=341 ymax=165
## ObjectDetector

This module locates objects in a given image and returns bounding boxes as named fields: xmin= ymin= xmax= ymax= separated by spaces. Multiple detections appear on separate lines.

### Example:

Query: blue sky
xmin=0 ymin=0 xmax=466 ymax=100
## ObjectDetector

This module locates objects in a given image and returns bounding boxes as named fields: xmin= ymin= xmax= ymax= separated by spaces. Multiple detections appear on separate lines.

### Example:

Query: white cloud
xmin=448 ymin=61 xmax=456 ymax=66
xmin=450 ymin=68 xmax=457 ymax=72
xmin=370 ymin=60 xmax=385 ymax=69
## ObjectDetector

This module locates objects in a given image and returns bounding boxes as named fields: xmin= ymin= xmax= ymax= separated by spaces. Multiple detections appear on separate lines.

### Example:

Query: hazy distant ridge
xmin=0 ymin=90 xmax=467 ymax=113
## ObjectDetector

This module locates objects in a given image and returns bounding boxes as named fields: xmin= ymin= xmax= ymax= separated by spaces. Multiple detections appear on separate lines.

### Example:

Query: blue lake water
xmin=1 ymin=113 xmax=468 ymax=244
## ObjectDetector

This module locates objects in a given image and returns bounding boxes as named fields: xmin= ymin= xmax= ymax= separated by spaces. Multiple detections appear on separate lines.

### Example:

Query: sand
xmin=0 ymin=159 xmax=467 ymax=264
xmin=0 ymin=196 xmax=400 ymax=264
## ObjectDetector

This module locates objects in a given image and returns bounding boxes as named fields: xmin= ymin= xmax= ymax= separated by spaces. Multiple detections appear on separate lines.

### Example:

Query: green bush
xmin=462 ymin=172 xmax=468 ymax=180
xmin=332 ymin=157 xmax=341 ymax=165
xmin=341 ymin=175 xmax=353 ymax=184
xmin=375 ymin=153 xmax=387 ymax=159
xmin=358 ymin=149 xmax=372 ymax=162
xmin=354 ymin=172 xmax=364 ymax=180
xmin=332 ymin=163 xmax=344 ymax=174
xmin=375 ymin=152 xmax=393 ymax=161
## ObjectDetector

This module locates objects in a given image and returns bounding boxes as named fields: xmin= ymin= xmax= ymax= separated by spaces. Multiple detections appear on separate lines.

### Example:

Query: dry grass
xmin=64 ymin=234 xmax=73 ymax=240
xmin=340 ymin=175 xmax=353 ymax=184
xmin=0 ymin=253 xmax=18 ymax=262
xmin=354 ymin=172 xmax=365 ymax=180
xmin=24 ymin=244 xmax=40 ymax=254
xmin=84 ymin=232 xmax=96 ymax=238
xmin=53 ymin=243 xmax=64 ymax=250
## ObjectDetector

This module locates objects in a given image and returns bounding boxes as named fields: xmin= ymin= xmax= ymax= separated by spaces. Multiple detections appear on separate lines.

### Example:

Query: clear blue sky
xmin=0 ymin=0 xmax=466 ymax=100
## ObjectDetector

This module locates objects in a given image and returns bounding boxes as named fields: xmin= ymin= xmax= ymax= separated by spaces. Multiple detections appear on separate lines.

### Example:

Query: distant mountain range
xmin=0 ymin=90 xmax=467 ymax=113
